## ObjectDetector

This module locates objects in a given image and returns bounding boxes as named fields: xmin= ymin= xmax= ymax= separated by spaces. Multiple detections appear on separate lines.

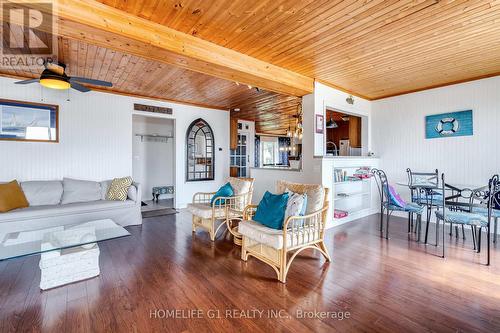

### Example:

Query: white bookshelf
xmin=321 ymin=158 xmax=379 ymax=227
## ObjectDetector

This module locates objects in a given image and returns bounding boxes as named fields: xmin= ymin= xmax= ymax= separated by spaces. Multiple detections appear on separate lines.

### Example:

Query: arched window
xmin=186 ymin=118 xmax=215 ymax=181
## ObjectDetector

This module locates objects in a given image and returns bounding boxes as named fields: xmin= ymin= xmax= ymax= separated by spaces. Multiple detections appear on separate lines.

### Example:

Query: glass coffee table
xmin=0 ymin=219 xmax=130 ymax=290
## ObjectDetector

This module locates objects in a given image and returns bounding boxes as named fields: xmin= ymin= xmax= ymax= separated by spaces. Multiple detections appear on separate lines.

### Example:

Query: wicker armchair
xmin=239 ymin=181 xmax=330 ymax=283
xmin=188 ymin=177 xmax=254 ymax=241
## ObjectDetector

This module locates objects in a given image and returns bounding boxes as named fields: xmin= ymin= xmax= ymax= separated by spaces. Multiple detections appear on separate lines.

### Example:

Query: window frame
xmin=185 ymin=118 xmax=215 ymax=182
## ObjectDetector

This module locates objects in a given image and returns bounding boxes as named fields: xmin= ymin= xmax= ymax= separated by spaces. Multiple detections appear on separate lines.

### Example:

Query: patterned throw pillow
xmin=106 ymin=177 xmax=133 ymax=201
xmin=284 ymin=188 xmax=307 ymax=220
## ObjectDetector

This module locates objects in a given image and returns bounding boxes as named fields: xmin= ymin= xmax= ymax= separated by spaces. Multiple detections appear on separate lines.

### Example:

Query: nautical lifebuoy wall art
xmin=425 ymin=110 xmax=473 ymax=139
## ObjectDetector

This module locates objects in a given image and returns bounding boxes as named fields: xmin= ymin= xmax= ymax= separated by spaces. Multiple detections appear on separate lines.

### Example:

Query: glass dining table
xmin=396 ymin=181 xmax=488 ymax=243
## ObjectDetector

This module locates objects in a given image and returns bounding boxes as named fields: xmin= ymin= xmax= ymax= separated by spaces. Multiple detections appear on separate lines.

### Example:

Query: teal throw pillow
xmin=253 ymin=191 xmax=289 ymax=230
xmin=211 ymin=182 xmax=234 ymax=206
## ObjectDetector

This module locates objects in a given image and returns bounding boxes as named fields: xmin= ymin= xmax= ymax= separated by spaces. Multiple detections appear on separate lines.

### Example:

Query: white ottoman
xmin=39 ymin=226 xmax=100 ymax=290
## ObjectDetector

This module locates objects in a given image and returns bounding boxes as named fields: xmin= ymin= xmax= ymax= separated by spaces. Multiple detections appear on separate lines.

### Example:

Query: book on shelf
xmin=334 ymin=209 xmax=348 ymax=219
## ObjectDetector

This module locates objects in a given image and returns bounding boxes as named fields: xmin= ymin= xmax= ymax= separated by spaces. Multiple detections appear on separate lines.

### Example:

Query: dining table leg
xmin=494 ymin=217 xmax=498 ymax=244
xmin=408 ymin=212 xmax=412 ymax=233
xmin=477 ymin=227 xmax=482 ymax=253
xmin=435 ymin=217 xmax=440 ymax=246
xmin=471 ymin=226 xmax=477 ymax=251
xmin=424 ymin=212 xmax=431 ymax=244
xmin=417 ymin=214 xmax=422 ymax=242
xmin=442 ymin=217 xmax=445 ymax=258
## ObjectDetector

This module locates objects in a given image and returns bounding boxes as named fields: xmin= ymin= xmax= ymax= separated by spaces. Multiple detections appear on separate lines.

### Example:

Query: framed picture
xmin=315 ymin=114 xmax=324 ymax=134
xmin=425 ymin=110 xmax=473 ymax=139
xmin=0 ymin=99 xmax=58 ymax=143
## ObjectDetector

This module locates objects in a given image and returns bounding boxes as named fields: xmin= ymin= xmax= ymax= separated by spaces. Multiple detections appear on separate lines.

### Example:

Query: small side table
xmin=226 ymin=215 xmax=243 ymax=246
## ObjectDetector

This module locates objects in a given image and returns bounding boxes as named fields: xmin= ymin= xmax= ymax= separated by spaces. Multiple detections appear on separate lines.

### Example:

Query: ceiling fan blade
xmin=15 ymin=78 xmax=40 ymax=84
xmin=70 ymin=82 xmax=91 ymax=92
xmin=70 ymin=77 xmax=112 ymax=87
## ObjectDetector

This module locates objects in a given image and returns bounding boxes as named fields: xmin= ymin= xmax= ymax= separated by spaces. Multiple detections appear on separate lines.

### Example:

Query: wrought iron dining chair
xmin=406 ymin=168 xmax=448 ymax=243
xmin=372 ymin=169 xmax=424 ymax=240
xmin=472 ymin=174 xmax=500 ymax=244
xmin=435 ymin=173 xmax=493 ymax=265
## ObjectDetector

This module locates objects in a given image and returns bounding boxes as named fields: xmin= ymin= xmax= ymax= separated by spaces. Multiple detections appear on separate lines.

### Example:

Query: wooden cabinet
xmin=230 ymin=117 xmax=238 ymax=150
xmin=325 ymin=110 xmax=362 ymax=151
xmin=230 ymin=166 xmax=238 ymax=177
xmin=348 ymin=116 xmax=361 ymax=148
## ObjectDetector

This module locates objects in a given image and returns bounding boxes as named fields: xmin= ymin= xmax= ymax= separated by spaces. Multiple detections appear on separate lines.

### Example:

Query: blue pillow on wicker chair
xmin=253 ymin=191 xmax=289 ymax=230
xmin=210 ymin=182 xmax=234 ymax=206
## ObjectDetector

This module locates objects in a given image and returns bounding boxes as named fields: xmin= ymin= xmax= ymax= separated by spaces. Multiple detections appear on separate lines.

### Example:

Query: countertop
xmin=319 ymin=155 xmax=379 ymax=159
xmin=250 ymin=166 xmax=302 ymax=172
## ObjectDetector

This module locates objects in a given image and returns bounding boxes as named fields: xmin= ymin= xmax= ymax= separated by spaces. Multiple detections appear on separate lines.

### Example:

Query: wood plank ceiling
xmin=2 ymin=1 xmax=500 ymax=133
xmin=97 ymin=0 xmax=500 ymax=99
xmin=0 ymin=36 xmax=300 ymax=134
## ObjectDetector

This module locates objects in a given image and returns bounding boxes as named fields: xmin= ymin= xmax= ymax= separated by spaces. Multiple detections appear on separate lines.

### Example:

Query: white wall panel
xmin=372 ymin=76 xmax=500 ymax=190
xmin=0 ymin=76 xmax=229 ymax=208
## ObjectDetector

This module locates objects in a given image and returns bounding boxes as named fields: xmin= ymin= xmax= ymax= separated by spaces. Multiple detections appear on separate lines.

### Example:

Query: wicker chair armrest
xmin=192 ymin=192 xmax=216 ymax=203
xmin=282 ymin=206 xmax=328 ymax=250
xmin=243 ymin=205 xmax=258 ymax=220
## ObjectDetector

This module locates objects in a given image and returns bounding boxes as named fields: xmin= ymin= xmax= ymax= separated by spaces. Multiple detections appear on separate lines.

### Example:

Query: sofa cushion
xmin=61 ymin=178 xmax=101 ymax=204
xmin=276 ymin=181 xmax=325 ymax=214
xmin=127 ymin=184 xmax=138 ymax=202
xmin=0 ymin=200 xmax=136 ymax=224
xmin=239 ymin=220 xmax=320 ymax=249
xmin=21 ymin=181 xmax=63 ymax=206
xmin=100 ymin=180 xmax=112 ymax=200
xmin=0 ymin=180 xmax=29 ymax=213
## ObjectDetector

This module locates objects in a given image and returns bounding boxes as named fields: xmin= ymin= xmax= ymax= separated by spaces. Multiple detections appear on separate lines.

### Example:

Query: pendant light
xmin=326 ymin=116 xmax=338 ymax=129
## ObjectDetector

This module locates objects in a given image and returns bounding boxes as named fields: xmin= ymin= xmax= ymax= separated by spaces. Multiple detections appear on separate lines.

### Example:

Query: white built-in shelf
xmin=333 ymin=179 xmax=370 ymax=185
xmin=334 ymin=191 xmax=370 ymax=201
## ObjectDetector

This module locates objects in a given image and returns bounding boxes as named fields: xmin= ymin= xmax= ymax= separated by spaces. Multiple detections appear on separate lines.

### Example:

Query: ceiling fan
xmin=14 ymin=61 xmax=112 ymax=92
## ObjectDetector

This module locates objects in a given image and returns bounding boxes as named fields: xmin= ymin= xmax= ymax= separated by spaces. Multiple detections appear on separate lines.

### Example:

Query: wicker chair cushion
xmin=387 ymin=202 xmax=424 ymax=213
xmin=472 ymin=206 xmax=500 ymax=218
xmin=276 ymin=181 xmax=324 ymax=214
xmin=239 ymin=220 xmax=320 ymax=249
xmin=435 ymin=209 xmax=488 ymax=227
xmin=412 ymin=193 xmax=443 ymax=206
xmin=186 ymin=203 xmax=226 ymax=219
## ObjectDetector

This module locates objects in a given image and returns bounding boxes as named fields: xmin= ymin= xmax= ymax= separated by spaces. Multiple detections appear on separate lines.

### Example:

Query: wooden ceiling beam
xmin=3 ymin=0 xmax=313 ymax=97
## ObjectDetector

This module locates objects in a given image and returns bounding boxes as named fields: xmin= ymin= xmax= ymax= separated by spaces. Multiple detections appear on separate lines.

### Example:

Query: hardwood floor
xmin=1 ymin=212 xmax=499 ymax=332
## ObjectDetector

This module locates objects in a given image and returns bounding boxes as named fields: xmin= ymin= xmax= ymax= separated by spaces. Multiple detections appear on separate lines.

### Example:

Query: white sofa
xmin=0 ymin=178 xmax=142 ymax=233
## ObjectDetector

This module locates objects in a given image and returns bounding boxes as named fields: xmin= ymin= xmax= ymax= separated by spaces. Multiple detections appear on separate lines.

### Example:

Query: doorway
xmin=230 ymin=133 xmax=249 ymax=177
xmin=132 ymin=114 xmax=175 ymax=214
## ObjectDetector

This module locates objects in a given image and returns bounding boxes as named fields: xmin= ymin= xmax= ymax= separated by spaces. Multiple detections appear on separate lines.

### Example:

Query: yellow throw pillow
xmin=106 ymin=177 xmax=133 ymax=201
xmin=0 ymin=180 xmax=29 ymax=212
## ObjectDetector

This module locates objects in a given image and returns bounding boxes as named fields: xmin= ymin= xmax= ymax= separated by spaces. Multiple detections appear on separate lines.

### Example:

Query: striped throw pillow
xmin=106 ymin=177 xmax=133 ymax=201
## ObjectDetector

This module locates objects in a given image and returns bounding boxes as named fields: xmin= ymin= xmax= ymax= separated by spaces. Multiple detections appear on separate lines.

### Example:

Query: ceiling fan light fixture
xmin=40 ymin=77 xmax=70 ymax=90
